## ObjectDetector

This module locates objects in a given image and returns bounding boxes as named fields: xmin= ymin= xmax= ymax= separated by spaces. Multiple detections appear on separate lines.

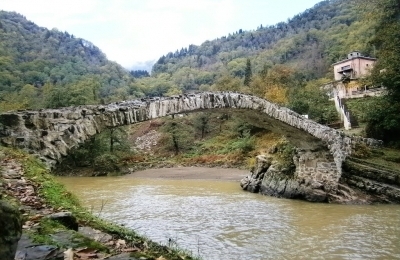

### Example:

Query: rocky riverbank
xmin=0 ymin=147 xmax=199 ymax=260
xmin=240 ymin=152 xmax=400 ymax=204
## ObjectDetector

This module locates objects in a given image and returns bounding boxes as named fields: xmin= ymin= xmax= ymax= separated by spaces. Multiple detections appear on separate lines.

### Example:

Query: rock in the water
xmin=240 ymin=155 xmax=273 ymax=193
xmin=241 ymin=151 xmax=330 ymax=203
xmin=0 ymin=200 xmax=22 ymax=260
xmin=47 ymin=212 xmax=78 ymax=231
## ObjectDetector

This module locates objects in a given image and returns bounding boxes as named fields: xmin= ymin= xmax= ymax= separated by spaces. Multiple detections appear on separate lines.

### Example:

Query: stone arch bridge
xmin=0 ymin=92 xmax=380 ymax=192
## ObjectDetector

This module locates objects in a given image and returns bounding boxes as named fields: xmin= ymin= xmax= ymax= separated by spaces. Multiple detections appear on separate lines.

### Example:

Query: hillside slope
xmin=149 ymin=0 xmax=375 ymax=92
xmin=0 ymin=11 xmax=143 ymax=112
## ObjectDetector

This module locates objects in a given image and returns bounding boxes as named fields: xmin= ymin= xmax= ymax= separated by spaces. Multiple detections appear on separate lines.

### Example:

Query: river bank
xmin=0 ymin=147 xmax=200 ymax=260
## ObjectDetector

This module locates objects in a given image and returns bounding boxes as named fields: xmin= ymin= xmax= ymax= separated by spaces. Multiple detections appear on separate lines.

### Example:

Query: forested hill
xmin=151 ymin=0 xmax=375 ymax=90
xmin=0 ymin=0 xmax=376 ymax=114
xmin=0 ymin=11 xmax=144 ymax=112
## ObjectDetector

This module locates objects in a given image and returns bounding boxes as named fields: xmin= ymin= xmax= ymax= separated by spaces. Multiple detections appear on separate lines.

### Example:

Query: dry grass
xmin=254 ymin=132 xmax=282 ymax=154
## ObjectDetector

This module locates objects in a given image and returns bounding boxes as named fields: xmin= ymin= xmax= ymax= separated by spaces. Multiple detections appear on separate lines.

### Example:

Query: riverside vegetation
xmin=0 ymin=146 xmax=201 ymax=260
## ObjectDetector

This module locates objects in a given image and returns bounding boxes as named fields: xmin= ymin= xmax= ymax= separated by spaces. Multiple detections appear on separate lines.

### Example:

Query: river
xmin=58 ymin=168 xmax=400 ymax=260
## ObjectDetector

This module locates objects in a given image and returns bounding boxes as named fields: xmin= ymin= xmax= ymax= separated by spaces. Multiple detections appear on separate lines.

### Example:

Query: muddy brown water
xmin=58 ymin=167 xmax=400 ymax=260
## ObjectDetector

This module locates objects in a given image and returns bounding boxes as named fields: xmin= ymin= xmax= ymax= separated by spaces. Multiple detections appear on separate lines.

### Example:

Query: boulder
xmin=47 ymin=212 xmax=78 ymax=231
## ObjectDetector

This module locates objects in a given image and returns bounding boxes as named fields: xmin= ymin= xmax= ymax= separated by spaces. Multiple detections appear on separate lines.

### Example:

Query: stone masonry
xmin=0 ymin=92 xmax=381 ymax=190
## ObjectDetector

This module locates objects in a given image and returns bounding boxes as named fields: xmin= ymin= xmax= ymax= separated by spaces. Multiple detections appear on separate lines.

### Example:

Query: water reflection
xmin=59 ymin=175 xmax=400 ymax=260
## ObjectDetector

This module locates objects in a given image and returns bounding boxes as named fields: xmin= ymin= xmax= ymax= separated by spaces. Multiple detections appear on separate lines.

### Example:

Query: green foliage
xmin=0 ymin=11 xmax=143 ymax=112
xmin=367 ymin=0 xmax=400 ymax=100
xmin=232 ymin=119 xmax=255 ymax=138
xmin=160 ymin=117 xmax=195 ymax=155
xmin=345 ymin=96 xmax=379 ymax=124
xmin=364 ymin=97 xmax=400 ymax=145
xmin=93 ymin=153 xmax=120 ymax=172
xmin=212 ymin=73 xmax=242 ymax=92
xmin=359 ymin=0 xmax=400 ymax=145
xmin=244 ymin=58 xmax=252 ymax=86
xmin=149 ymin=0 xmax=376 ymax=94
xmin=275 ymin=140 xmax=296 ymax=172
xmin=222 ymin=132 xmax=255 ymax=155
xmin=193 ymin=112 xmax=211 ymax=139
xmin=60 ymin=127 xmax=132 ymax=171
xmin=135 ymin=73 xmax=176 ymax=97
xmin=288 ymin=79 xmax=338 ymax=124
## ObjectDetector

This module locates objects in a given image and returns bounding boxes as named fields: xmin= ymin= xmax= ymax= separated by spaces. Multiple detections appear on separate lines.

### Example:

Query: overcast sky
xmin=2 ymin=0 xmax=322 ymax=70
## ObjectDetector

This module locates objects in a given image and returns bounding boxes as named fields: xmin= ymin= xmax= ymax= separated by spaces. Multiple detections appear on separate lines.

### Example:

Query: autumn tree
xmin=250 ymin=65 xmax=294 ymax=105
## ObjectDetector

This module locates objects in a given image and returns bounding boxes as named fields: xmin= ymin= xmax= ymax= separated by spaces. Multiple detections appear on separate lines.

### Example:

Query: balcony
xmin=337 ymin=65 xmax=353 ymax=73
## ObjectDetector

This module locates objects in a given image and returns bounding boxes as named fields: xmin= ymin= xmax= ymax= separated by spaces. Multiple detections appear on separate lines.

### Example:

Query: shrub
xmin=93 ymin=153 xmax=119 ymax=172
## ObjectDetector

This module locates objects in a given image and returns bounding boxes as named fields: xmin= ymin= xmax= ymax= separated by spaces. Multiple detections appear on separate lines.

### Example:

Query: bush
xmin=275 ymin=140 xmax=296 ymax=172
xmin=351 ymin=143 xmax=372 ymax=158
xmin=93 ymin=153 xmax=119 ymax=172
xmin=364 ymin=97 xmax=400 ymax=146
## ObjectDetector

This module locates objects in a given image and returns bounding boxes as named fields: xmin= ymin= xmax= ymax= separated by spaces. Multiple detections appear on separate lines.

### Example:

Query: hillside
xmin=148 ymin=0 xmax=375 ymax=93
xmin=0 ymin=11 xmax=144 ymax=112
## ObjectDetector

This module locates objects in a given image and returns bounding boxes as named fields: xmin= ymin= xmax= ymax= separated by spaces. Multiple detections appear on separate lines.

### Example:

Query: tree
xmin=105 ymin=128 xmax=129 ymax=153
xmin=194 ymin=113 xmax=211 ymax=139
xmin=67 ymin=78 xmax=98 ymax=106
xmin=250 ymin=65 xmax=294 ymax=104
xmin=359 ymin=0 xmax=400 ymax=144
xmin=161 ymin=118 xmax=194 ymax=155
xmin=213 ymin=73 xmax=242 ymax=92
xmin=19 ymin=84 xmax=40 ymax=109
xmin=368 ymin=0 xmax=400 ymax=100
xmin=288 ymin=79 xmax=338 ymax=124
xmin=244 ymin=58 xmax=252 ymax=86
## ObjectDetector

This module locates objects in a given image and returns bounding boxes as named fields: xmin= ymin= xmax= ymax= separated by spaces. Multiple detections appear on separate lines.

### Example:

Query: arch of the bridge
xmin=0 ymin=92 xmax=380 ymax=173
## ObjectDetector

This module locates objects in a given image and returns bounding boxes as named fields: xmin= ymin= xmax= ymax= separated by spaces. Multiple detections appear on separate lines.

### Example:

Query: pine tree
xmin=244 ymin=58 xmax=252 ymax=86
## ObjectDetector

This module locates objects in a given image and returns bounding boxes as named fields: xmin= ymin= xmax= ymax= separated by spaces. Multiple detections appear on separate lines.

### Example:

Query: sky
xmin=1 ymin=0 xmax=322 ymax=71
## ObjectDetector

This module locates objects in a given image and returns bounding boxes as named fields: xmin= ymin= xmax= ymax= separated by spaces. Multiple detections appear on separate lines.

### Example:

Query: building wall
xmin=333 ymin=58 xmax=375 ymax=81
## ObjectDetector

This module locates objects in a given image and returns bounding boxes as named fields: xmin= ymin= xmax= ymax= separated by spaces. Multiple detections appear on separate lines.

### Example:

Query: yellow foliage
xmin=165 ymin=87 xmax=182 ymax=96
xmin=264 ymin=84 xmax=288 ymax=105
xmin=255 ymin=132 xmax=282 ymax=154
xmin=0 ymin=93 xmax=28 ymax=112
xmin=249 ymin=75 xmax=266 ymax=97
xmin=346 ymin=80 xmax=360 ymax=89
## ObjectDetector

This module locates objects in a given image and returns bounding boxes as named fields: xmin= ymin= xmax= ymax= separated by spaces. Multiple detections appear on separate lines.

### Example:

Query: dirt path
xmin=125 ymin=167 xmax=249 ymax=181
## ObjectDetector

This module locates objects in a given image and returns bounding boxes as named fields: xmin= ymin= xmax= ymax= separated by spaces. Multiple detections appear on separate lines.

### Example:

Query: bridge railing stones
xmin=0 ymin=92 xmax=382 ymax=173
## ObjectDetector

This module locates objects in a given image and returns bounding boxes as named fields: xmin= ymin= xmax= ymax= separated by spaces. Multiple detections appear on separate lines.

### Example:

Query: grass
xmin=350 ymin=144 xmax=400 ymax=173
xmin=363 ymin=148 xmax=400 ymax=172
xmin=1 ymin=146 xmax=201 ymax=260
xmin=28 ymin=218 xmax=67 ymax=247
